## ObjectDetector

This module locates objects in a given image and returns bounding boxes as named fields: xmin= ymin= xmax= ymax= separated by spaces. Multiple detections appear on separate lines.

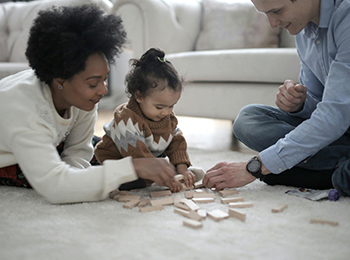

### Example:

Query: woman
xmin=0 ymin=4 xmax=175 ymax=204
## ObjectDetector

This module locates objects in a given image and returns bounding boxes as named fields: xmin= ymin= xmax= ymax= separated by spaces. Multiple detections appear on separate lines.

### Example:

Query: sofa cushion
xmin=167 ymin=48 xmax=300 ymax=84
xmin=0 ymin=0 xmax=112 ymax=62
xmin=195 ymin=0 xmax=281 ymax=51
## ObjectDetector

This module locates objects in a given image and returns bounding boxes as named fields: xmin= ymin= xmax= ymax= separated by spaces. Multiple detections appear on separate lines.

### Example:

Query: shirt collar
xmin=303 ymin=0 xmax=335 ymax=37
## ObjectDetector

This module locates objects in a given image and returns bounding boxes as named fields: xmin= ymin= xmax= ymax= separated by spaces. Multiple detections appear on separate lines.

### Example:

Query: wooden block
xmin=188 ymin=211 xmax=203 ymax=221
xmin=272 ymin=204 xmax=288 ymax=213
xmin=207 ymin=209 xmax=229 ymax=222
xmin=180 ymin=198 xmax=200 ymax=211
xmin=197 ymin=209 xmax=207 ymax=219
xmin=123 ymin=199 xmax=140 ymax=209
xmin=174 ymin=207 xmax=190 ymax=217
xmin=192 ymin=197 xmax=215 ymax=204
xmin=194 ymin=189 xmax=204 ymax=193
xmin=138 ymin=199 xmax=150 ymax=208
xmin=192 ymin=192 xmax=216 ymax=199
xmin=229 ymin=202 xmax=253 ymax=208
xmin=182 ymin=183 xmax=192 ymax=191
xmin=185 ymin=191 xmax=194 ymax=199
xmin=151 ymin=197 xmax=174 ymax=206
xmin=194 ymin=181 xmax=205 ymax=189
xmin=119 ymin=191 xmax=132 ymax=196
xmin=139 ymin=205 xmax=164 ymax=213
xmin=310 ymin=218 xmax=339 ymax=226
xmin=174 ymin=174 xmax=184 ymax=182
xmin=218 ymin=189 xmax=239 ymax=197
xmin=229 ymin=208 xmax=246 ymax=222
xmin=150 ymin=190 xmax=172 ymax=198
xmin=183 ymin=219 xmax=203 ymax=229
xmin=221 ymin=197 xmax=244 ymax=204
xmin=174 ymin=201 xmax=191 ymax=211
xmin=118 ymin=195 xmax=141 ymax=202
xmin=173 ymin=195 xmax=181 ymax=204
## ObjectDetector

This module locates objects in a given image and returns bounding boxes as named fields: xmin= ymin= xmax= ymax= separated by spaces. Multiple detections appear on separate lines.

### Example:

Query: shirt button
xmin=316 ymin=40 xmax=321 ymax=44
xmin=278 ymin=168 xmax=283 ymax=172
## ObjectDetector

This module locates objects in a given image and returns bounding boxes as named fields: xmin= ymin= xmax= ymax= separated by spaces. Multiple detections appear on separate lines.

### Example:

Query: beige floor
xmin=96 ymin=109 xmax=254 ymax=153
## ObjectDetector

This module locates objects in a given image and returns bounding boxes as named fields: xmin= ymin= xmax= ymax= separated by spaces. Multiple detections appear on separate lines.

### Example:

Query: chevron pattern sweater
xmin=95 ymin=97 xmax=191 ymax=167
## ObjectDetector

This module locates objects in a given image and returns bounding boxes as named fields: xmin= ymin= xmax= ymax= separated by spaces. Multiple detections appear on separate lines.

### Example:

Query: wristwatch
xmin=246 ymin=156 xmax=265 ymax=181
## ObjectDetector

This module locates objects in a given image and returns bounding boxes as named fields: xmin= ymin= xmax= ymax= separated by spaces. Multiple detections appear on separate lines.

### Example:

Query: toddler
xmin=95 ymin=48 xmax=203 ymax=192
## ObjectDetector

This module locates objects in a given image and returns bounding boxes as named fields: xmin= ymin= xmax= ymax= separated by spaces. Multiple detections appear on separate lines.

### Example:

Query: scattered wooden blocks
xmin=174 ymin=207 xmax=190 ymax=218
xmin=207 ymin=209 xmax=229 ymax=222
xmin=183 ymin=219 xmax=203 ymax=229
xmin=123 ymin=199 xmax=141 ymax=209
xmin=219 ymin=189 xmax=239 ymax=197
xmin=310 ymin=218 xmax=339 ymax=227
xmin=150 ymin=190 xmax=172 ymax=198
xmin=272 ymin=204 xmax=288 ymax=213
xmin=192 ymin=192 xmax=216 ymax=199
xmin=197 ymin=209 xmax=207 ymax=219
xmin=139 ymin=205 xmax=164 ymax=213
xmin=194 ymin=181 xmax=205 ymax=189
xmin=151 ymin=197 xmax=174 ymax=207
xmin=188 ymin=211 xmax=203 ymax=221
xmin=229 ymin=208 xmax=246 ymax=222
xmin=229 ymin=202 xmax=253 ymax=208
xmin=180 ymin=199 xmax=200 ymax=211
xmin=192 ymin=197 xmax=215 ymax=204
xmin=118 ymin=195 xmax=141 ymax=202
xmin=185 ymin=191 xmax=194 ymax=199
xmin=138 ymin=199 xmax=150 ymax=208
xmin=221 ymin=197 xmax=244 ymax=204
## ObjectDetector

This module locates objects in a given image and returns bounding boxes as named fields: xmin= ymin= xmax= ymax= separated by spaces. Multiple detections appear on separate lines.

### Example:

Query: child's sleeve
xmin=94 ymin=134 xmax=123 ymax=163
xmin=165 ymin=116 xmax=191 ymax=167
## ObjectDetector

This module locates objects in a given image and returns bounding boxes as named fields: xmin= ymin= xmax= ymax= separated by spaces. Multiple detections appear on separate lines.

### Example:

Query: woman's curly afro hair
xmin=25 ymin=4 xmax=126 ymax=84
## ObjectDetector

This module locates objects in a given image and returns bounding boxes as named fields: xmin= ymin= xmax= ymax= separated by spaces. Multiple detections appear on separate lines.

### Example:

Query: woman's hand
xmin=132 ymin=158 xmax=176 ymax=186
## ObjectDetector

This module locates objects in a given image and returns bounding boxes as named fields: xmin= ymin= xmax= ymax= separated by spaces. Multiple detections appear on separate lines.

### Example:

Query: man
xmin=203 ymin=0 xmax=350 ymax=197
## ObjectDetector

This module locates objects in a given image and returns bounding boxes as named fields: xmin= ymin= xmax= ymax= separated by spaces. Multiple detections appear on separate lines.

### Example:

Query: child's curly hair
xmin=125 ymin=48 xmax=184 ymax=97
xmin=25 ymin=4 xmax=126 ymax=84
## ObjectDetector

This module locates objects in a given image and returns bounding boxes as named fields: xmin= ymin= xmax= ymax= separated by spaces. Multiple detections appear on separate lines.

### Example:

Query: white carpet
xmin=1 ymin=148 xmax=349 ymax=260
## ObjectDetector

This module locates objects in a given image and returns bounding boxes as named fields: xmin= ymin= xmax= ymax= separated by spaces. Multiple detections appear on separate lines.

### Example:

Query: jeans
xmin=233 ymin=104 xmax=350 ymax=196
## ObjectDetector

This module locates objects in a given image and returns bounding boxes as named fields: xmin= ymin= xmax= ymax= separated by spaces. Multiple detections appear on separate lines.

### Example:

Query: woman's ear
xmin=52 ymin=78 xmax=66 ymax=89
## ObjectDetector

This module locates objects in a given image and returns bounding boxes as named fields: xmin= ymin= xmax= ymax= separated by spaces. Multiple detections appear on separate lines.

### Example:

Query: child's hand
xmin=166 ymin=180 xmax=183 ymax=193
xmin=181 ymin=170 xmax=196 ymax=187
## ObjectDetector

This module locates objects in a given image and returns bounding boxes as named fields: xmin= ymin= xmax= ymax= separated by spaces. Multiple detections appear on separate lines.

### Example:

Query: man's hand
xmin=132 ymin=158 xmax=176 ymax=187
xmin=276 ymin=80 xmax=307 ymax=112
xmin=202 ymin=161 xmax=256 ymax=190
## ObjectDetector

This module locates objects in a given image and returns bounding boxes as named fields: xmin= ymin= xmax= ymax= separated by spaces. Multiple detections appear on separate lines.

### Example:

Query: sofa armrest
xmin=113 ymin=0 xmax=202 ymax=58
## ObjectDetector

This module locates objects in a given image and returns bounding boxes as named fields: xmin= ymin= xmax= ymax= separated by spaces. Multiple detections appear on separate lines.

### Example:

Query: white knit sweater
xmin=0 ymin=70 xmax=137 ymax=204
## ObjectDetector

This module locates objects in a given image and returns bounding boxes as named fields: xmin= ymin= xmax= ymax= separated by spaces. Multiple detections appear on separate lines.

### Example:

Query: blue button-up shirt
xmin=260 ymin=0 xmax=350 ymax=174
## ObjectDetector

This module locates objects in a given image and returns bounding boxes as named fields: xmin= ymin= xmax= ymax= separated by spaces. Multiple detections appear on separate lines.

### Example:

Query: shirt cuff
xmin=259 ymin=146 xmax=288 ymax=174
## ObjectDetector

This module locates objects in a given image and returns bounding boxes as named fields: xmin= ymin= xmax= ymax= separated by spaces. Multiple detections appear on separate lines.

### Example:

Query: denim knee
xmin=332 ymin=160 xmax=350 ymax=197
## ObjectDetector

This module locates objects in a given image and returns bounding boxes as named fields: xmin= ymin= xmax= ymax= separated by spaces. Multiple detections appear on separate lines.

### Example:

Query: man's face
xmin=251 ymin=0 xmax=320 ymax=35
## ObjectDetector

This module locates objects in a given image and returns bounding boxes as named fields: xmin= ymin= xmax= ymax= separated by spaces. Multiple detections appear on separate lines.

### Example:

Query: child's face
xmin=136 ymin=82 xmax=181 ymax=122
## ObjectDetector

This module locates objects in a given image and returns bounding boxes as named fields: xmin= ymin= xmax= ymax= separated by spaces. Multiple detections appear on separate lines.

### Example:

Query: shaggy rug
xmin=1 ymin=148 xmax=349 ymax=260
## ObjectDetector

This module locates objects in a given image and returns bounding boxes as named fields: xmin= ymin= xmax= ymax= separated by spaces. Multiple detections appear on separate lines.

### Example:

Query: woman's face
xmin=54 ymin=53 xmax=109 ymax=113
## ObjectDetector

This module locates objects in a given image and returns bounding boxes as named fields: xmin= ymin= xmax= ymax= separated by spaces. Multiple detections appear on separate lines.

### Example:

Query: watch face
xmin=248 ymin=159 xmax=261 ymax=173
